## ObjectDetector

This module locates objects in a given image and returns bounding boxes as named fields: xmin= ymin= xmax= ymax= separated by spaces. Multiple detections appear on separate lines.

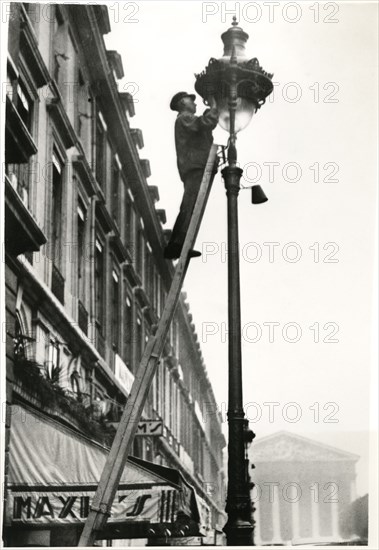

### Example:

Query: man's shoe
xmin=164 ymin=245 xmax=201 ymax=259
xmin=164 ymin=244 xmax=181 ymax=259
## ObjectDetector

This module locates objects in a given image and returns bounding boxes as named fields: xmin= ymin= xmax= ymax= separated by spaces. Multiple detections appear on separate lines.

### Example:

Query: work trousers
xmin=168 ymin=168 xmax=215 ymax=249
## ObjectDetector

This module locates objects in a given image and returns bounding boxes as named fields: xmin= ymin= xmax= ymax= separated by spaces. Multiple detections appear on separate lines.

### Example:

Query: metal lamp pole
xmin=195 ymin=18 xmax=274 ymax=546
xmin=221 ymin=48 xmax=254 ymax=546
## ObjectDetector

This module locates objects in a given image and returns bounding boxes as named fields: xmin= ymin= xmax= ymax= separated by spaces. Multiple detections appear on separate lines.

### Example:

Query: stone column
xmin=311 ymin=495 xmax=320 ymax=539
xmin=272 ymin=484 xmax=281 ymax=543
xmin=292 ymin=497 xmax=301 ymax=541
xmin=331 ymin=500 xmax=340 ymax=539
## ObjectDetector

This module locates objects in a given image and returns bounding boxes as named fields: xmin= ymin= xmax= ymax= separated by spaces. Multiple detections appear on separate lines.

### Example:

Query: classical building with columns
xmin=250 ymin=431 xmax=359 ymax=545
xmin=3 ymin=3 xmax=225 ymax=546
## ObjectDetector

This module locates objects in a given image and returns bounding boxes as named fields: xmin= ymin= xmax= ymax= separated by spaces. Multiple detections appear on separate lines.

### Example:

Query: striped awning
xmin=5 ymin=404 xmax=201 ymax=538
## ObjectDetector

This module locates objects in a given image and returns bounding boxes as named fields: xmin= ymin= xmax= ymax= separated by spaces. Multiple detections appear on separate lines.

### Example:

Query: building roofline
xmin=253 ymin=430 xmax=360 ymax=461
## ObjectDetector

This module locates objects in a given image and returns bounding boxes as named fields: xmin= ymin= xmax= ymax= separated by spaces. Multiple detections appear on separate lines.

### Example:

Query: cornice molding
xmin=19 ymin=4 xmax=51 ymax=88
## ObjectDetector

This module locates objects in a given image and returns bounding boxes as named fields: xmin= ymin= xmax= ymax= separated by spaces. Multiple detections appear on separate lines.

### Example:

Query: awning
xmin=5 ymin=405 xmax=203 ymax=538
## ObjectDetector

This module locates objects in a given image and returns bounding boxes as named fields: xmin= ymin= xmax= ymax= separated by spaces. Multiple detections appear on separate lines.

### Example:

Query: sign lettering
xmin=8 ymin=489 xmax=172 ymax=525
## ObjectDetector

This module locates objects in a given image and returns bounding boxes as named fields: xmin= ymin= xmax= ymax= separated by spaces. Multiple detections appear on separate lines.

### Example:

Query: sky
xmin=104 ymin=1 xmax=378 ymax=499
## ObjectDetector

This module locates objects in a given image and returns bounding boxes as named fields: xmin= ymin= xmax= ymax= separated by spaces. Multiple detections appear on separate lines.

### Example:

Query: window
xmin=51 ymin=151 xmax=63 ymax=266
xmin=111 ymin=157 xmax=120 ymax=224
xmin=77 ymin=69 xmax=89 ymax=138
xmin=124 ymin=189 xmax=135 ymax=253
xmin=162 ymin=363 xmax=167 ymax=422
xmin=169 ymin=376 xmax=174 ymax=430
xmin=180 ymin=397 xmax=186 ymax=448
xmin=124 ymin=295 xmax=133 ymax=366
xmin=95 ymin=112 xmax=107 ymax=186
xmin=50 ymin=150 xmax=65 ymax=303
xmin=136 ymin=224 xmax=144 ymax=278
xmin=77 ymin=202 xmax=86 ymax=302
xmin=52 ymin=7 xmax=67 ymax=85
xmin=5 ymin=73 xmax=35 ymax=206
xmin=176 ymin=386 xmax=181 ymax=441
xmin=6 ymin=163 xmax=30 ymax=207
xmin=169 ymin=322 xmax=174 ymax=350
xmin=173 ymin=321 xmax=179 ymax=356
xmin=145 ymin=324 xmax=150 ymax=346
xmin=95 ymin=239 xmax=104 ymax=330
xmin=153 ymin=362 xmax=160 ymax=414
xmin=70 ymin=371 xmax=82 ymax=401
xmin=136 ymin=315 xmax=143 ymax=368
xmin=14 ymin=318 xmax=26 ymax=361
xmin=144 ymin=246 xmax=153 ymax=297
xmin=153 ymin=269 xmax=160 ymax=314
xmin=164 ymin=366 xmax=170 ymax=426
xmin=46 ymin=340 xmax=60 ymax=381
xmin=16 ymin=81 xmax=33 ymax=129
xmin=6 ymin=70 xmax=35 ymax=132
xmin=112 ymin=270 xmax=120 ymax=350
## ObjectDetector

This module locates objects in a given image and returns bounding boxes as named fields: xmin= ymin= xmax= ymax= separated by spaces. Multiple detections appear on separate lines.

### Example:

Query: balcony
xmin=5 ymin=96 xmax=37 ymax=163
xmin=51 ymin=264 xmax=65 ymax=304
xmin=12 ymin=357 xmax=114 ymax=446
xmin=4 ymin=175 xmax=46 ymax=256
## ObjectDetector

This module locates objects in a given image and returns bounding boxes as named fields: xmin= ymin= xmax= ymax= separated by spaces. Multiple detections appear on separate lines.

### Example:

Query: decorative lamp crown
xmin=221 ymin=16 xmax=249 ymax=59
xmin=195 ymin=18 xmax=274 ymax=133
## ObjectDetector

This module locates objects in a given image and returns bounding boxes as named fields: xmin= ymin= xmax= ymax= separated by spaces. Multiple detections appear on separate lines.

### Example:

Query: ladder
xmin=78 ymin=144 xmax=219 ymax=546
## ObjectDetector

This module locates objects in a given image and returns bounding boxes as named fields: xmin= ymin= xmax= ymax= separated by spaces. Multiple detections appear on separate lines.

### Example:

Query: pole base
xmin=224 ymin=518 xmax=254 ymax=546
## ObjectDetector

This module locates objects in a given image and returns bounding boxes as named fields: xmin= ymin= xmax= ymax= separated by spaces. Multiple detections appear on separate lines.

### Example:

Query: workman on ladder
xmin=78 ymin=93 xmax=220 ymax=548
xmin=164 ymin=91 xmax=219 ymax=259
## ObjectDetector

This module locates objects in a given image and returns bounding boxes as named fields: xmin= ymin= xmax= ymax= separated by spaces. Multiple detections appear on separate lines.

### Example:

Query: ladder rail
xmin=78 ymin=144 xmax=219 ymax=546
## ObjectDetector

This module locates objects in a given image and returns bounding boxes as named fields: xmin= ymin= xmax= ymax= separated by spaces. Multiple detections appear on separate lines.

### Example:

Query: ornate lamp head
xmin=195 ymin=17 xmax=273 ymax=134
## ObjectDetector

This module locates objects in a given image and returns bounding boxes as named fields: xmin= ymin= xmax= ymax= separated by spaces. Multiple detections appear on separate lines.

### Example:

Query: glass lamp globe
xmin=216 ymin=96 xmax=256 ymax=133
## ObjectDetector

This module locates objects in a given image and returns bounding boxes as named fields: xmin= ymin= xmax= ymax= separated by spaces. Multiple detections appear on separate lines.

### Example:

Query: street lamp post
xmin=195 ymin=18 xmax=273 ymax=546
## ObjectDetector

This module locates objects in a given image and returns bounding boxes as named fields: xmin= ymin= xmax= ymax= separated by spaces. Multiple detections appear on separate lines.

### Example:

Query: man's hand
xmin=208 ymin=96 xmax=218 ymax=111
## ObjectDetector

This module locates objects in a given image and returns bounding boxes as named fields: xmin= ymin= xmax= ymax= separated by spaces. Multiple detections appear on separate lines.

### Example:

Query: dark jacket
xmin=175 ymin=108 xmax=219 ymax=181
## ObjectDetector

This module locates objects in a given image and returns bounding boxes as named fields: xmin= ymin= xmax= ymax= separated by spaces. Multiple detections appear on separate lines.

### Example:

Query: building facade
xmin=3 ymin=3 xmax=226 ymax=546
xmin=250 ymin=431 xmax=359 ymax=546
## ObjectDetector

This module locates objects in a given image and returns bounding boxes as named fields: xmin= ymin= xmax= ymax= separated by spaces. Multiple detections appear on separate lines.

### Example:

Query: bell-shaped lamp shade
xmin=251 ymin=185 xmax=268 ymax=204
xmin=217 ymin=96 xmax=256 ymax=133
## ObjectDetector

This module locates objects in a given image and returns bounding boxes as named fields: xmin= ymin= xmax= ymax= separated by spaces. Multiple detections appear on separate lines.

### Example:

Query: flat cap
xmin=170 ymin=91 xmax=196 ymax=111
